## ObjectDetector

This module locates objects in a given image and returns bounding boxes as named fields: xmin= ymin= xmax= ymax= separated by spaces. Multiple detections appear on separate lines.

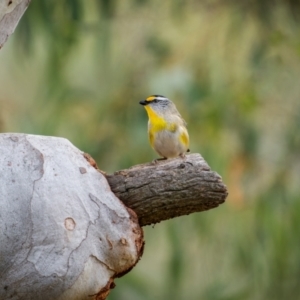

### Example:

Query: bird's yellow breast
xmin=145 ymin=106 xmax=166 ymax=147
xmin=144 ymin=106 xmax=167 ymax=131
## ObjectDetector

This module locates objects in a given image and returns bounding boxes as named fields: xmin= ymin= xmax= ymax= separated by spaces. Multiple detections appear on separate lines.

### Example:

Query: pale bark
xmin=0 ymin=0 xmax=30 ymax=49
xmin=0 ymin=133 xmax=144 ymax=300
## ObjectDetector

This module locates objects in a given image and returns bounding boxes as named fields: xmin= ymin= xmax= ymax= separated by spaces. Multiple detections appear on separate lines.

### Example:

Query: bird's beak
xmin=139 ymin=100 xmax=148 ymax=106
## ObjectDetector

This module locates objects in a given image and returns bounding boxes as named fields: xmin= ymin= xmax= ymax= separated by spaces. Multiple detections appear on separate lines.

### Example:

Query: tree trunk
xmin=0 ymin=133 xmax=144 ymax=300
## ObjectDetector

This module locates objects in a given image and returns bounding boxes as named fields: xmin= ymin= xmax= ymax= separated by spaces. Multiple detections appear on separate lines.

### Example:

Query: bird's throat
xmin=145 ymin=106 xmax=166 ymax=131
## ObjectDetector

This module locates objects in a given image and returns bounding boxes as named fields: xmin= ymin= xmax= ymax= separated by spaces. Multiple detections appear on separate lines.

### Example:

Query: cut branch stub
xmin=106 ymin=154 xmax=228 ymax=226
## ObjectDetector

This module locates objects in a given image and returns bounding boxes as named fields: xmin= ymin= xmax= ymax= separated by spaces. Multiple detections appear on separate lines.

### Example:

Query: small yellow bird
xmin=139 ymin=95 xmax=190 ymax=161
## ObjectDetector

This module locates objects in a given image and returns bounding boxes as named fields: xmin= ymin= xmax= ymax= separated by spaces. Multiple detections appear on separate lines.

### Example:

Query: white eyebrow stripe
xmin=156 ymin=96 xmax=167 ymax=101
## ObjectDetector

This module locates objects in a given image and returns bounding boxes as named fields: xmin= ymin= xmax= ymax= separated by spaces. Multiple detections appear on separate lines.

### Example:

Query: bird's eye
xmin=152 ymin=99 xmax=158 ymax=103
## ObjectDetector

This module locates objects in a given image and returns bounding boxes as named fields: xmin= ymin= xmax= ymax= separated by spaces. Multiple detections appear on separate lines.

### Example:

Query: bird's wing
xmin=170 ymin=104 xmax=187 ymax=127
xmin=175 ymin=113 xmax=187 ymax=128
xmin=181 ymin=116 xmax=187 ymax=127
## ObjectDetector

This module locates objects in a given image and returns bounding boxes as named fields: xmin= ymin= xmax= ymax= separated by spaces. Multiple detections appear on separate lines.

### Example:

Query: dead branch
xmin=105 ymin=153 xmax=228 ymax=226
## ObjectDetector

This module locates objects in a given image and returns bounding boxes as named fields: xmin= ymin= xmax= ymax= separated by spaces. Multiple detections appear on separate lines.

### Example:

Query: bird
xmin=139 ymin=95 xmax=190 ymax=162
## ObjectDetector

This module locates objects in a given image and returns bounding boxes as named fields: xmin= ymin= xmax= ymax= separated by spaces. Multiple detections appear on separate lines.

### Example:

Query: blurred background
xmin=1 ymin=0 xmax=300 ymax=299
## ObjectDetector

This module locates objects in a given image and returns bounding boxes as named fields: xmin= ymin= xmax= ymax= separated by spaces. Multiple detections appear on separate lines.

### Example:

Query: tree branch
xmin=105 ymin=154 xmax=228 ymax=226
xmin=0 ymin=0 xmax=30 ymax=49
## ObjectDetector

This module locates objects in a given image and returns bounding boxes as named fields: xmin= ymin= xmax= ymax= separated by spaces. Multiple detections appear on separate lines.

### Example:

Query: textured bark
xmin=106 ymin=154 xmax=228 ymax=226
xmin=0 ymin=0 xmax=30 ymax=49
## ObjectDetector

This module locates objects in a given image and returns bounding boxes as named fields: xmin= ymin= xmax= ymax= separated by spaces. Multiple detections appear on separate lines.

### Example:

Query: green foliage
xmin=1 ymin=0 xmax=300 ymax=299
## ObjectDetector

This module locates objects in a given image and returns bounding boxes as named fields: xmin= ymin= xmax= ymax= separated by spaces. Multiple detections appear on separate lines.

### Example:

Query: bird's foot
xmin=179 ymin=153 xmax=186 ymax=159
xmin=152 ymin=157 xmax=167 ymax=165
